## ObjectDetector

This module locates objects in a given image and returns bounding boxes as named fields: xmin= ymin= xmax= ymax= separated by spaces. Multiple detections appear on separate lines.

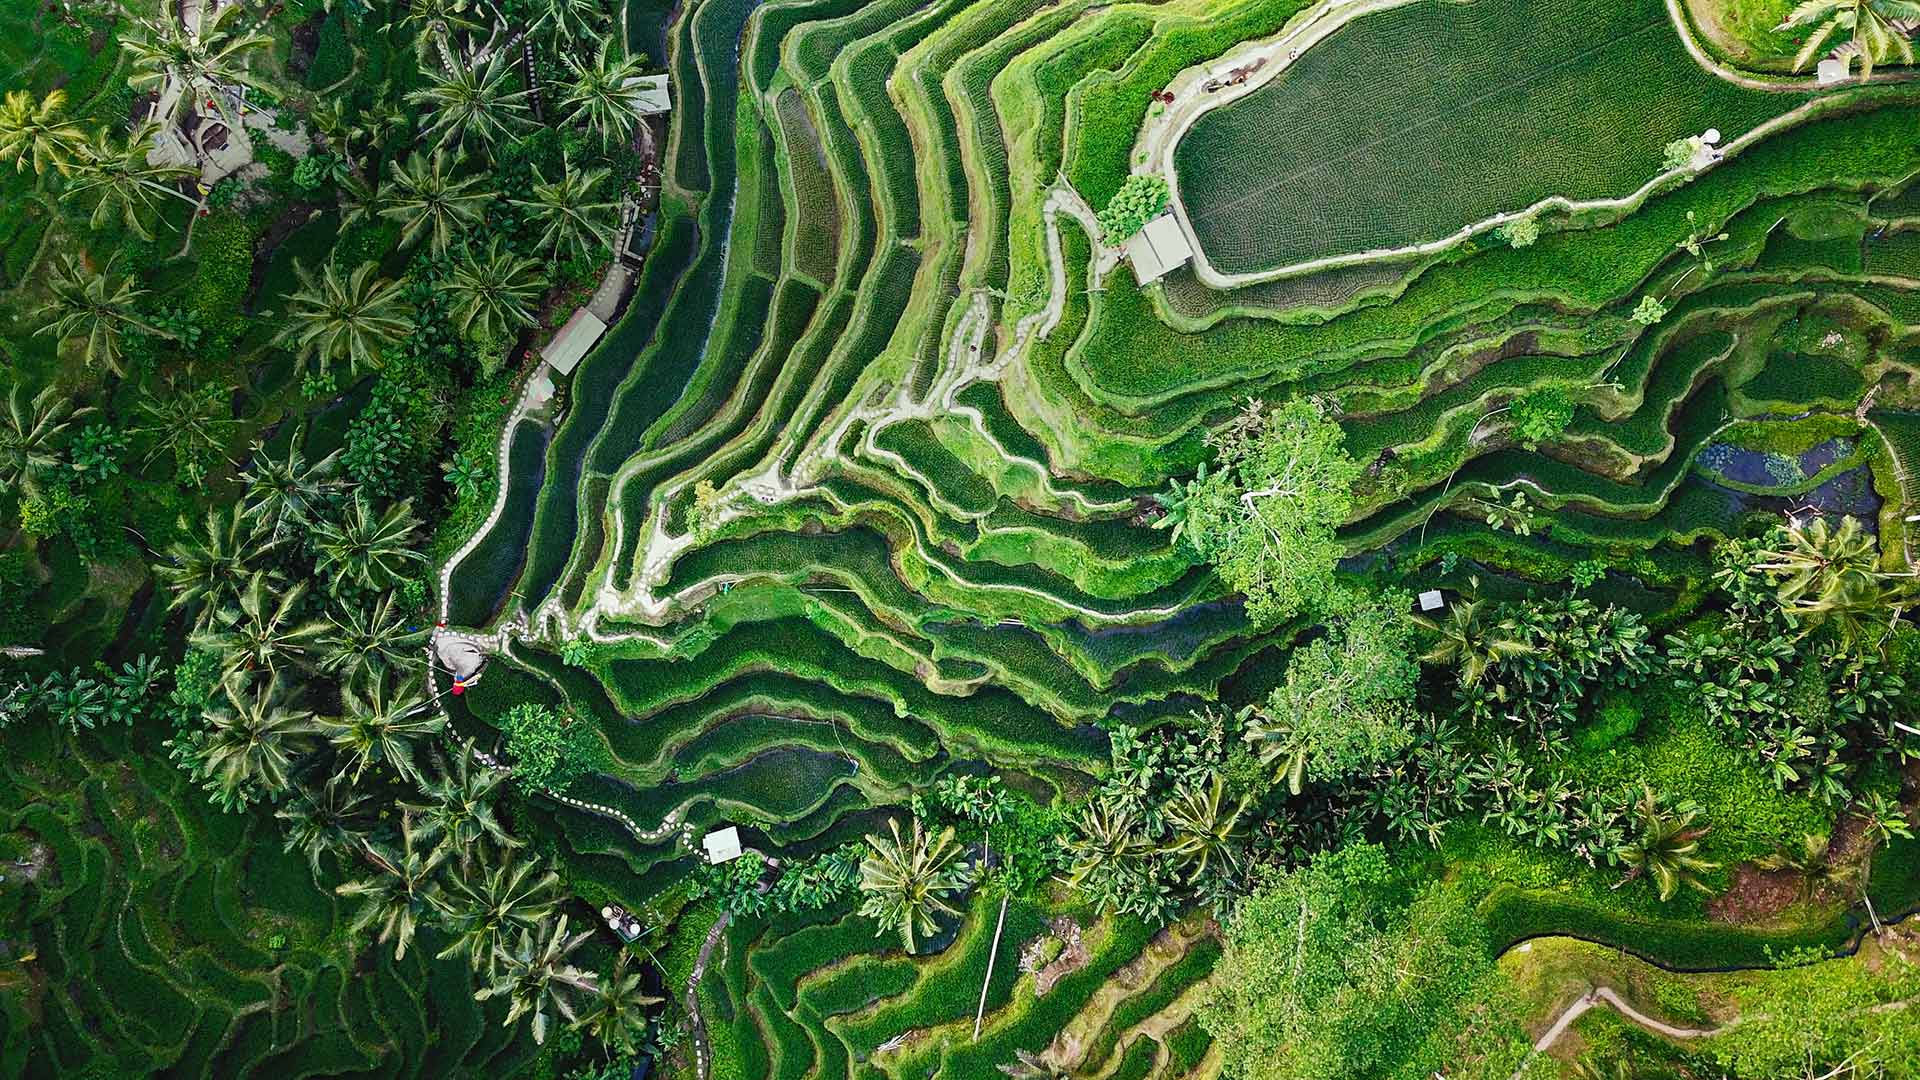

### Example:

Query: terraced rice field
xmin=432 ymin=0 xmax=1920 ymax=1069
xmin=1174 ymin=0 xmax=1806 ymax=276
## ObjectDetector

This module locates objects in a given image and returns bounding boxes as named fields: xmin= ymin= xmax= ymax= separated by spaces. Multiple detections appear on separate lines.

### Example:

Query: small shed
xmin=1417 ymin=589 xmax=1446 ymax=613
xmin=703 ymin=826 xmax=744 ymax=865
xmin=624 ymin=74 xmax=672 ymax=116
xmin=1125 ymin=212 xmax=1195 ymax=285
xmin=1817 ymin=57 xmax=1850 ymax=86
xmin=540 ymin=308 xmax=608 ymax=376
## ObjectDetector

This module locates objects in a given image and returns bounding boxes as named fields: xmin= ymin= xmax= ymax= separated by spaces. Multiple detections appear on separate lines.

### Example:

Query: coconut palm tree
xmin=0 ymin=383 xmax=89 ymax=493
xmin=275 ymin=258 xmax=413 ymax=377
xmin=512 ymin=163 xmax=617 ymax=261
xmin=1161 ymin=775 xmax=1248 ymax=882
xmin=438 ymin=859 xmax=562 ymax=972
xmin=35 ymin=255 xmax=156 ymax=375
xmin=475 ymin=914 xmax=600 ymax=1044
xmin=312 ymin=496 xmax=427 ymax=592
xmin=417 ymin=740 xmax=521 ymax=870
xmin=186 ymin=673 xmax=319 ymax=806
xmin=1063 ymin=800 xmax=1152 ymax=888
xmin=64 ymin=124 xmax=199 ymax=239
xmin=407 ymin=53 xmax=531 ymax=153
xmin=338 ymin=813 xmax=448 ymax=961
xmin=1752 ymin=515 xmax=1909 ymax=646
xmin=1777 ymin=0 xmax=1920 ymax=81
xmin=318 ymin=593 xmax=428 ymax=686
xmin=559 ymin=42 xmax=649 ymax=147
xmin=380 ymin=149 xmax=490 ymax=255
xmin=1410 ymin=590 xmax=1534 ymax=688
xmin=156 ymin=506 xmax=277 ymax=630
xmin=399 ymin=0 xmax=483 ymax=65
xmin=240 ymin=433 xmax=340 ymax=541
xmin=1617 ymin=786 xmax=1718 ymax=901
xmin=534 ymin=0 xmax=607 ymax=47
xmin=858 ymin=818 xmax=970 ymax=951
xmin=192 ymin=572 xmax=327 ymax=677
xmin=135 ymin=367 xmax=240 ymax=484
xmin=444 ymin=237 xmax=543 ymax=342
xmin=0 ymin=88 xmax=90 ymax=176
xmin=122 ymin=1 xmax=275 ymax=127
xmin=319 ymin=673 xmax=441 ymax=784
xmin=277 ymin=772 xmax=377 ymax=878
xmin=571 ymin=951 xmax=661 ymax=1056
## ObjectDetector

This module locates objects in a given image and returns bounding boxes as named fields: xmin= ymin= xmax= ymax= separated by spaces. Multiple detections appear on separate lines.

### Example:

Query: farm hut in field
xmin=1126 ymin=211 xmax=1195 ymax=285
xmin=1817 ymin=57 xmax=1850 ymax=85
xmin=704 ymin=826 xmax=744 ymax=864
xmin=623 ymin=74 xmax=672 ymax=116
xmin=540 ymin=308 xmax=608 ymax=376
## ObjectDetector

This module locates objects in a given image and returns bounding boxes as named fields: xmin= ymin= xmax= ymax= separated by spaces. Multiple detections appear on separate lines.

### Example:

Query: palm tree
xmin=35 ymin=255 xmax=156 ymax=375
xmin=276 ymin=772 xmax=377 ymax=878
xmin=1616 ymin=786 xmax=1718 ymax=902
xmin=407 ymin=54 xmax=531 ymax=153
xmin=571 ymin=951 xmax=661 ymax=1056
xmin=275 ymin=259 xmax=413 ymax=377
xmin=0 ymin=383 xmax=89 ymax=493
xmin=399 ymin=0 xmax=483 ymax=65
xmin=318 ymin=593 xmax=428 ymax=685
xmin=338 ymin=813 xmax=447 ymax=961
xmin=64 ymin=124 xmax=199 ymax=239
xmin=444 ymin=237 xmax=543 ymax=342
xmin=136 ymin=367 xmax=239 ymax=484
xmin=312 ymin=496 xmax=428 ymax=592
xmin=1150 ymin=462 xmax=1207 ymax=547
xmin=240 ymin=433 xmax=340 ymax=541
xmin=1777 ymin=0 xmax=1919 ymax=81
xmin=1752 ymin=515 xmax=1907 ymax=646
xmin=1411 ymin=591 xmax=1533 ymax=688
xmin=858 ymin=818 xmax=970 ymax=951
xmin=475 ymin=914 xmax=600 ymax=1045
xmin=559 ymin=42 xmax=648 ymax=147
xmin=417 ymin=740 xmax=521 ymax=870
xmin=1242 ymin=708 xmax=1312 ymax=795
xmin=438 ymin=859 xmax=562 ymax=971
xmin=535 ymin=0 xmax=608 ymax=47
xmin=1756 ymin=833 xmax=1857 ymax=901
xmin=122 ymin=1 xmax=274 ymax=128
xmin=1062 ymin=800 xmax=1151 ymax=888
xmin=513 ymin=163 xmax=617 ymax=261
xmin=319 ymin=673 xmax=441 ymax=784
xmin=191 ymin=572 xmax=327 ymax=677
xmin=1161 ymin=775 xmax=1248 ymax=882
xmin=187 ymin=673 xmax=319 ymax=805
xmin=156 ymin=505 xmax=276 ymax=629
xmin=0 ymin=88 xmax=90 ymax=176
xmin=380 ymin=149 xmax=490 ymax=255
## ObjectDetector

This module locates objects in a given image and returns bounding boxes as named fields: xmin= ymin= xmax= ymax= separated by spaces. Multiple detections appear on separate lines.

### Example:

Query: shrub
xmin=1509 ymin=387 xmax=1574 ymax=449
xmin=1497 ymin=215 xmax=1540 ymax=247
xmin=498 ymin=702 xmax=601 ymax=794
xmin=1096 ymin=174 xmax=1170 ymax=245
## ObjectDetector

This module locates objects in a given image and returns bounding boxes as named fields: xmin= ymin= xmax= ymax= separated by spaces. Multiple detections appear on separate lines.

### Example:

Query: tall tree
xmin=312 ymin=496 xmax=427 ymax=592
xmin=156 ymin=506 xmax=276 ymax=630
xmin=858 ymin=818 xmax=970 ymax=951
xmin=417 ymin=740 xmax=522 ymax=870
xmin=122 ymin=1 xmax=274 ymax=127
xmin=1177 ymin=397 xmax=1360 ymax=625
xmin=318 ymin=593 xmax=428 ymax=686
xmin=35 ymin=254 xmax=155 ymax=375
xmin=275 ymin=259 xmax=413 ymax=377
xmin=559 ymin=42 xmax=648 ymax=147
xmin=512 ymin=163 xmax=618 ymax=261
xmin=276 ymin=772 xmax=377 ymax=878
xmin=179 ymin=673 xmax=319 ymax=807
xmin=571 ymin=951 xmax=662 ymax=1056
xmin=337 ymin=813 xmax=447 ymax=961
xmin=444 ymin=237 xmax=543 ymax=342
xmin=319 ymin=673 xmax=441 ymax=785
xmin=64 ymin=123 xmax=199 ymax=239
xmin=0 ymin=88 xmax=90 ymax=176
xmin=438 ymin=860 xmax=562 ymax=972
xmin=380 ymin=149 xmax=490 ymax=255
xmin=1778 ymin=0 xmax=1919 ymax=81
xmin=407 ymin=54 xmax=532 ymax=153
xmin=240 ymin=433 xmax=340 ymax=541
xmin=1411 ymin=590 xmax=1534 ymax=689
xmin=475 ymin=914 xmax=600 ymax=1044
xmin=191 ymin=572 xmax=327 ymax=677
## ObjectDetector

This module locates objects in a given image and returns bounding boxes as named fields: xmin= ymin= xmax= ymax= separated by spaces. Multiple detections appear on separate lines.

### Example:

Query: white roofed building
xmin=540 ymin=308 xmax=608 ymax=376
xmin=1125 ymin=211 xmax=1196 ymax=285
xmin=624 ymin=74 xmax=672 ymax=116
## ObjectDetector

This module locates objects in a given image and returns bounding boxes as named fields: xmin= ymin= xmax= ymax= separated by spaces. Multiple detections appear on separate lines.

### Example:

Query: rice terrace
xmin=8 ymin=0 xmax=1920 ymax=1072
